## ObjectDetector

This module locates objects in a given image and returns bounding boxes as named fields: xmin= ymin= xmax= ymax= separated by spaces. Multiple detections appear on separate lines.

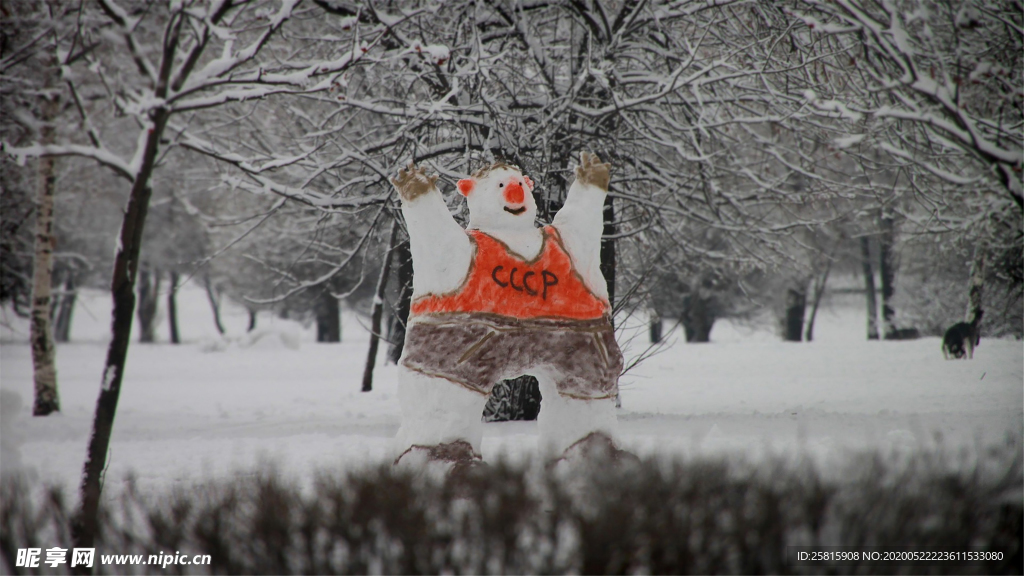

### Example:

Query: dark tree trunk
xmin=601 ymin=194 xmax=616 ymax=312
xmin=783 ymin=285 xmax=807 ymax=342
xmin=860 ymin=236 xmax=880 ymax=340
xmin=387 ymin=239 xmax=413 ymax=364
xmin=167 ymin=271 xmax=180 ymax=344
xmin=203 ymin=273 xmax=226 ymax=335
xmin=74 ymin=104 xmax=170 ymax=557
xmin=136 ymin=265 xmax=160 ymax=343
xmin=316 ymin=290 xmax=340 ymax=343
xmin=649 ymin=312 xmax=663 ymax=344
xmin=601 ymin=194 xmax=620 ymax=407
xmin=247 ymin=307 xmax=258 ymax=333
xmin=682 ymin=293 xmax=715 ymax=343
xmin=966 ymin=245 xmax=986 ymax=324
xmin=878 ymin=214 xmax=898 ymax=339
xmin=75 ymin=103 xmax=169 ymax=552
xmin=363 ymin=220 xmax=399 ymax=392
xmin=804 ymin=250 xmax=836 ymax=343
xmin=53 ymin=270 xmax=77 ymax=343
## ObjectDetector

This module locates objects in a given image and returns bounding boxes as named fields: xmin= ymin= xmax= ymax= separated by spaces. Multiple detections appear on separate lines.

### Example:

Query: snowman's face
xmin=458 ymin=167 xmax=537 ymax=232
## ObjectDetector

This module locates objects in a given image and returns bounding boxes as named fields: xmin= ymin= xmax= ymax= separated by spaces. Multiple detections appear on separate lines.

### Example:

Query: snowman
xmin=391 ymin=152 xmax=625 ymax=472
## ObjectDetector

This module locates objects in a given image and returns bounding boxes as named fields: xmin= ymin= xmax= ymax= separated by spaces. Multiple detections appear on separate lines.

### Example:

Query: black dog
xmin=942 ymin=310 xmax=983 ymax=360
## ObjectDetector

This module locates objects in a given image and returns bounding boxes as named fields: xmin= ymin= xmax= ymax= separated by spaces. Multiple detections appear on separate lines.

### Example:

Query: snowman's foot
xmin=549 ymin=432 xmax=640 ymax=469
xmin=394 ymin=440 xmax=487 ymax=492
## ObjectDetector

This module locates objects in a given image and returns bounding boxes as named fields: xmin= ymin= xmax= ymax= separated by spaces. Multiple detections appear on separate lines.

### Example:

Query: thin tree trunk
xmin=316 ymin=290 xmax=341 ymax=343
xmin=136 ymin=265 xmax=160 ymax=343
xmin=203 ymin=273 xmax=226 ymax=335
xmin=649 ymin=310 xmax=663 ymax=344
xmin=601 ymin=194 xmax=620 ymax=407
xmin=386 ymin=239 xmax=413 ymax=364
xmin=74 ymin=106 xmax=169 ymax=552
xmin=805 ymin=247 xmax=836 ymax=342
xmin=878 ymin=214 xmax=898 ymax=339
xmin=30 ymin=115 xmax=60 ymax=416
xmin=783 ymin=284 xmax=807 ymax=342
xmin=966 ymin=245 xmax=986 ymax=324
xmin=601 ymin=194 xmax=616 ymax=313
xmin=54 ymin=269 xmax=77 ymax=343
xmin=860 ymin=236 xmax=879 ymax=340
xmin=363 ymin=220 xmax=399 ymax=392
xmin=167 ymin=271 xmax=180 ymax=344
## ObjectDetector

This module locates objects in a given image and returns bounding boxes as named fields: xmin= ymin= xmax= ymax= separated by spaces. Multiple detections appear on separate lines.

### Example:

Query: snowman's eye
xmin=499 ymin=183 xmax=504 ymax=188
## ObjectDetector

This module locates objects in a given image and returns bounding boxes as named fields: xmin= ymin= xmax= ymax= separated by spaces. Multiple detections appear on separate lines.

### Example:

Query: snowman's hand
xmin=574 ymin=152 xmax=611 ymax=191
xmin=391 ymin=162 xmax=439 ymax=201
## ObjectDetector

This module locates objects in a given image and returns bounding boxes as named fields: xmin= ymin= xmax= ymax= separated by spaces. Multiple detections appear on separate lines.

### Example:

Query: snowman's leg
xmin=393 ymin=367 xmax=489 ymax=463
xmin=534 ymin=368 xmax=619 ymax=456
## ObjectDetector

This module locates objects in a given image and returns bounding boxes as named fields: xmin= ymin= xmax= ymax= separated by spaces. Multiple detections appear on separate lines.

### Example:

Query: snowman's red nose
xmin=504 ymin=181 xmax=525 ymax=204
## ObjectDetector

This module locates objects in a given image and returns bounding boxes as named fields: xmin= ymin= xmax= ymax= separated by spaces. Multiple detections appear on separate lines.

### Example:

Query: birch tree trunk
xmin=30 ymin=106 xmax=60 ymax=416
xmin=860 ymin=236 xmax=880 ymax=340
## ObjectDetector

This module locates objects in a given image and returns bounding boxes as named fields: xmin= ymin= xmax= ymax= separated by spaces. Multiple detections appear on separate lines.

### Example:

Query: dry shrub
xmin=2 ymin=445 xmax=1020 ymax=575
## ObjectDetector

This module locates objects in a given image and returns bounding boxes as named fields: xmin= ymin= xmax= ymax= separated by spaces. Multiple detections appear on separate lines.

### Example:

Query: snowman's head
xmin=457 ymin=162 xmax=537 ymax=232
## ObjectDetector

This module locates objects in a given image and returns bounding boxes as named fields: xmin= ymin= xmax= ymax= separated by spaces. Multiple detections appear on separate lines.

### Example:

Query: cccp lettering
xmin=491 ymin=266 xmax=558 ymax=299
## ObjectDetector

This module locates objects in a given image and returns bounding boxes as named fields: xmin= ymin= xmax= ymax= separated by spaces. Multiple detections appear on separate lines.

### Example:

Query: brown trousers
xmin=401 ymin=312 xmax=622 ymax=400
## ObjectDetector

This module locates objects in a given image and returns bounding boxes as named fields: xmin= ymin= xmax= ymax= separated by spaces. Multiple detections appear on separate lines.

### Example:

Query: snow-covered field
xmin=1 ymin=284 xmax=1021 ymax=501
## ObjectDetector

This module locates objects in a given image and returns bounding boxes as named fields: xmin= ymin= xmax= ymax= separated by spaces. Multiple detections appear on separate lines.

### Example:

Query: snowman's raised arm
xmin=392 ymin=163 xmax=472 ymax=297
xmin=551 ymin=152 xmax=611 ymax=299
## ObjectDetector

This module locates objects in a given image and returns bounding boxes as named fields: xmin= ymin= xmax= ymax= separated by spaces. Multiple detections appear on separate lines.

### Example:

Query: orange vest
xmin=410 ymin=226 xmax=609 ymax=320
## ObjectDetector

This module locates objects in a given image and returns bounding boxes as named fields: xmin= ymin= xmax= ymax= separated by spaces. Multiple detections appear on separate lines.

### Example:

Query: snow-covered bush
xmin=3 ymin=447 xmax=1020 ymax=575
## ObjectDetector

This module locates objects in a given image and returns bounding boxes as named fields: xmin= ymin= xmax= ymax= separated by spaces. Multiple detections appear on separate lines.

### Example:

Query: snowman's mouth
xmin=504 ymin=206 xmax=527 ymax=215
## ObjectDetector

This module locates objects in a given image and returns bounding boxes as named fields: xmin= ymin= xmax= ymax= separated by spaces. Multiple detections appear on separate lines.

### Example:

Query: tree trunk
xmin=601 ymin=194 xmax=616 ymax=312
xmin=136 ymin=265 xmax=160 ymax=343
xmin=966 ymin=245 xmax=986 ymax=324
xmin=601 ymin=194 xmax=620 ymax=407
xmin=315 ymin=289 xmax=341 ymax=343
xmin=682 ymin=293 xmax=715 ymax=343
xmin=53 ymin=269 xmax=77 ymax=343
xmin=167 ymin=271 xmax=180 ymax=344
xmin=649 ymin=311 xmax=663 ymax=344
xmin=74 ymin=107 xmax=168 ymax=552
xmin=860 ymin=236 xmax=879 ymax=340
xmin=203 ymin=273 xmax=226 ymax=335
xmin=783 ymin=284 xmax=807 ymax=342
xmin=247 ymin=307 xmax=258 ymax=332
xmin=878 ymin=214 xmax=898 ymax=339
xmin=363 ymin=220 xmax=399 ymax=392
xmin=30 ymin=119 xmax=60 ymax=416
xmin=804 ymin=249 xmax=836 ymax=342
xmin=386 ymin=239 xmax=413 ymax=364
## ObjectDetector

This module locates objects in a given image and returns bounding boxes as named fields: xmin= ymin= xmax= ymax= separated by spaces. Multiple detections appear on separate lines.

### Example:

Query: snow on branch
xmin=1 ymin=142 xmax=134 ymax=183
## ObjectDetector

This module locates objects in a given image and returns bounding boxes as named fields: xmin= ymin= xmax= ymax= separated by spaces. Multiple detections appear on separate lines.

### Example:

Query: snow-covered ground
xmin=1 ymin=284 xmax=1021 ymax=500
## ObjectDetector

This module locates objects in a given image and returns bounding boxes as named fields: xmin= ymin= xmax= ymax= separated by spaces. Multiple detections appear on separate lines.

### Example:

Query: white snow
xmin=0 ymin=286 xmax=1020 ymax=500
